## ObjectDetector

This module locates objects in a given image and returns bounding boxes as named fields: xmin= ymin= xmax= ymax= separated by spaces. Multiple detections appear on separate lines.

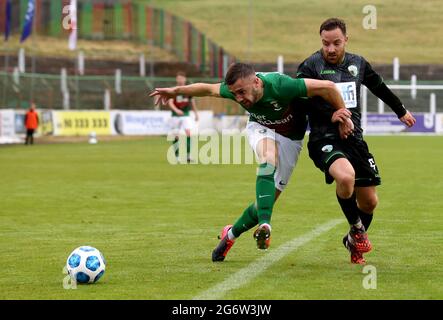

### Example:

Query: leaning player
xmin=296 ymin=18 xmax=416 ymax=264
xmin=150 ymin=62 xmax=353 ymax=261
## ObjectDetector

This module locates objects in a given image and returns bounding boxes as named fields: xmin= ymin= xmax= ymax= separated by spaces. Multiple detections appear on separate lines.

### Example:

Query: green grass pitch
xmin=0 ymin=135 xmax=442 ymax=299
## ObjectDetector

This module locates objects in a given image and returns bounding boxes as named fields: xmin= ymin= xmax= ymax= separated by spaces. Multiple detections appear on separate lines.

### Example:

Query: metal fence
xmin=1 ymin=71 xmax=442 ymax=115
xmin=0 ymin=71 xmax=243 ymax=114
xmin=0 ymin=0 xmax=236 ymax=77
xmin=365 ymin=81 xmax=443 ymax=114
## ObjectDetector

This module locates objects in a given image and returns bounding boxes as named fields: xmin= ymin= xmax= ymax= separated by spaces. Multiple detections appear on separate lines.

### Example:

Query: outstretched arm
xmin=149 ymin=83 xmax=221 ymax=106
xmin=362 ymin=60 xmax=416 ymax=127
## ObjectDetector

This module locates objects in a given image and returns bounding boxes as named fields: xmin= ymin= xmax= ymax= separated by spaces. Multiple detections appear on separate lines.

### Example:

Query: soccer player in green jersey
xmin=168 ymin=72 xmax=199 ymax=163
xmin=296 ymin=18 xmax=416 ymax=264
xmin=150 ymin=62 xmax=353 ymax=262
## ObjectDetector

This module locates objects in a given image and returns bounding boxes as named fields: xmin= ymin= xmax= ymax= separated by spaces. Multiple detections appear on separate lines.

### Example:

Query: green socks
xmin=173 ymin=137 xmax=179 ymax=157
xmin=256 ymin=163 xmax=276 ymax=225
xmin=172 ymin=136 xmax=191 ymax=159
xmin=186 ymin=136 xmax=191 ymax=156
xmin=231 ymin=203 xmax=259 ymax=238
xmin=229 ymin=163 xmax=276 ymax=239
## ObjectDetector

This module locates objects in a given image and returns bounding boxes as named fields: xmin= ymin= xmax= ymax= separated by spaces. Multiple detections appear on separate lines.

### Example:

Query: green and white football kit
xmin=220 ymin=72 xmax=308 ymax=192
xmin=213 ymin=72 xmax=310 ymax=261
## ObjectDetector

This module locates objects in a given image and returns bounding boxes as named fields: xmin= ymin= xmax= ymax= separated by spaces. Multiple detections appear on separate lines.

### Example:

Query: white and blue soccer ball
xmin=66 ymin=246 xmax=106 ymax=284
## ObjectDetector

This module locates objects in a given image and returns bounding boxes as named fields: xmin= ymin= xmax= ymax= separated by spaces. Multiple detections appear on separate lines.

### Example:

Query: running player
xmin=296 ymin=18 xmax=416 ymax=264
xmin=150 ymin=62 xmax=353 ymax=261
xmin=168 ymin=71 xmax=199 ymax=163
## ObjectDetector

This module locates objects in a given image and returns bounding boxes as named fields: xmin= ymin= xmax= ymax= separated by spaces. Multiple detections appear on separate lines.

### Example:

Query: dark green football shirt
xmin=297 ymin=50 xmax=390 ymax=141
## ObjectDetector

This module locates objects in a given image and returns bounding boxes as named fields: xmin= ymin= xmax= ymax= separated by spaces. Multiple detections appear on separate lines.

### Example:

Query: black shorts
xmin=307 ymin=136 xmax=381 ymax=187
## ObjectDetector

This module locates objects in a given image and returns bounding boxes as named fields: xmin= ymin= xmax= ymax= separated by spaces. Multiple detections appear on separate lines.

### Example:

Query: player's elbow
xmin=307 ymin=80 xmax=336 ymax=98
xmin=320 ymin=80 xmax=336 ymax=95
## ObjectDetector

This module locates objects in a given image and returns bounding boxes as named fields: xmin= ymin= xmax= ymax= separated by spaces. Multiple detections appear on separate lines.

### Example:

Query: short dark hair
xmin=319 ymin=18 xmax=347 ymax=35
xmin=176 ymin=71 xmax=186 ymax=77
xmin=225 ymin=63 xmax=255 ymax=85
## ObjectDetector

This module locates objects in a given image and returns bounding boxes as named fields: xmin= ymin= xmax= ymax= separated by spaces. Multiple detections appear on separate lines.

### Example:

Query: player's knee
xmin=261 ymin=151 xmax=278 ymax=167
xmin=335 ymin=172 xmax=355 ymax=190
xmin=359 ymin=195 xmax=378 ymax=213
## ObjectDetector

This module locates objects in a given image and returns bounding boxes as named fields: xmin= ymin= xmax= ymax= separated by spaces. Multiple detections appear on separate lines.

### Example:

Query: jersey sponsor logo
xmin=348 ymin=65 xmax=359 ymax=77
xmin=335 ymin=82 xmax=357 ymax=109
xmin=251 ymin=113 xmax=293 ymax=126
xmin=321 ymin=145 xmax=333 ymax=153
xmin=320 ymin=69 xmax=336 ymax=75
xmin=258 ymin=194 xmax=272 ymax=199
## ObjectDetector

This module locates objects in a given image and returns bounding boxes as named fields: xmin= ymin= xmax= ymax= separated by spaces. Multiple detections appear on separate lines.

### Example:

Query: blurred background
xmin=1 ymin=0 xmax=442 ymax=139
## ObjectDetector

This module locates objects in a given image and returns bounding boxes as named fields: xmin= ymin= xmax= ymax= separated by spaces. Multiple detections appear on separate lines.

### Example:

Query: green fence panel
xmin=49 ymin=0 xmax=62 ymax=36
xmin=136 ymin=3 xmax=145 ymax=41
xmin=114 ymin=3 xmax=123 ymax=39
xmin=80 ymin=2 xmax=93 ymax=38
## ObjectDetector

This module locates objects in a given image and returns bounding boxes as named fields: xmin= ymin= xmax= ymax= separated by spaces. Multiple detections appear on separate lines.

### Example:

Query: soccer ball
xmin=66 ymin=246 xmax=106 ymax=284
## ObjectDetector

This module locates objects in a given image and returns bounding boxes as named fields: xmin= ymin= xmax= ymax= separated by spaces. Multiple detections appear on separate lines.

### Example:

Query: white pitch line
xmin=193 ymin=219 xmax=344 ymax=300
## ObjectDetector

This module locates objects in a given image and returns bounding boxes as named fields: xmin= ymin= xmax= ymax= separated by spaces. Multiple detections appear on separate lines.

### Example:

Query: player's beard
xmin=323 ymin=49 xmax=344 ymax=64
xmin=251 ymin=87 xmax=261 ymax=104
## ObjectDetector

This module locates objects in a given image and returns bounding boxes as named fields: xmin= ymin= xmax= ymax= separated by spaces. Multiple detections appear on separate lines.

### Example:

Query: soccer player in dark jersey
xmin=150 ymin=62 xmax=353 ymax=262
xmin=168 ymin=72 xmax=199 ymax=163
xmin=296 ymin=18 xmax=416 ymax=264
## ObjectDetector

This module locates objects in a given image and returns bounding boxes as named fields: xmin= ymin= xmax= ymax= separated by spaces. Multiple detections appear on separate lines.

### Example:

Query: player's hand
xmin=149 ymin=88 xmax=177 ymax=106
xmin=331 ymin=108 xmax=352 ymax=123
xmin=338 ymin=118 xmax=354 ymax=139
xmin=400 ymin=110 xmax=416 ymax=127
xmin=176 ymin=110 xmax=184 ymax=116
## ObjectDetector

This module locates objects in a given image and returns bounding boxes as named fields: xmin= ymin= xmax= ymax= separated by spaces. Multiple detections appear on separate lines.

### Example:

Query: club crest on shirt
xmin=348 ymin=65 xmax=358 ymax=77
xmin=321 ymin=145 xmax=333 ymax=153
xmin=270 ymin=101 xmax=282 ymax=111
